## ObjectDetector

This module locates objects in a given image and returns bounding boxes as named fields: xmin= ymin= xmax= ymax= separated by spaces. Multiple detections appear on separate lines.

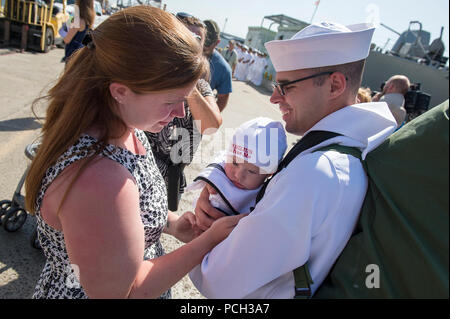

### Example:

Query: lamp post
xmin=310 ymin=0 xmax=320 ymax=24
xmin=223 ymin=17 xmax=228 ymax=33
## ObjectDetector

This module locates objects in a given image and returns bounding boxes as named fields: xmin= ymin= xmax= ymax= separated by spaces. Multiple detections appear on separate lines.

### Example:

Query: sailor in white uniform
xmin=247 ymin=50 xmax=259 ymax=84
xmin=246 ymin=49 xmax=257 ymax=82
xmin=233 ymin=45 xmax=245 ymax=81
xmin=236 ymin=46 xmax=252 ymax=81
xmin=250 ymin=52 xmax=268 ymax=86
xmin=190 ymin=21 xmax=398 ymax=298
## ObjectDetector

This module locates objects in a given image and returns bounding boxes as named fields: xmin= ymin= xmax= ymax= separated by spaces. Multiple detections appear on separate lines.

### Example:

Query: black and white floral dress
xmin=32 ymin=129 xmax=170 ymax=299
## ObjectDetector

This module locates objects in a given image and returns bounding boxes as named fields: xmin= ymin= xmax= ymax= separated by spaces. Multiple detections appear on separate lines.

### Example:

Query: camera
xmin=403 ymin=83 xmax=431 ymax=113
xmin=374 ymin=81 xmax=431 ymax=123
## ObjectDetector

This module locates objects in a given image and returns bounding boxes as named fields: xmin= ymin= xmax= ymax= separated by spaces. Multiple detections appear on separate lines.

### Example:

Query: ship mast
xmin=310 ymin=0 xmax=320 ymax=24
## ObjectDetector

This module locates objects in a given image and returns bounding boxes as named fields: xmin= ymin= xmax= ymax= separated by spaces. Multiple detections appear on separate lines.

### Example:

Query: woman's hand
xmin=169 ymin=211 xmax=203 ymax=243
xmin=187 ymin=83 xmax=222 ymax=134
xmin=204 ymin=213 xmax=248 ymax=246
xmin=194 ymin=185 xmax=226 ymax=231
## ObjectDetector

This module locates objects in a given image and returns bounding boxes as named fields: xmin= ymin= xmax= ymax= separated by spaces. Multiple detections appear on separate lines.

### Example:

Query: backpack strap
xmin=293 ymin=264 xmax=314 ymax=299
xmin=293 ymin=144 xmax=363 ymax=299
xmin=315 ymin=144 xmax=362 ymax=161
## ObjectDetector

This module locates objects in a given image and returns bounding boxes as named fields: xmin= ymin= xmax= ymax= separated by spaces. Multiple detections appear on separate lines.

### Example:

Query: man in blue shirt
xmin=203 ymin=20 xmax=232 ymax=112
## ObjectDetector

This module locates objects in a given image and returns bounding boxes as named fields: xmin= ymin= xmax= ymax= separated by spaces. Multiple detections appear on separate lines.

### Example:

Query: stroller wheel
xmin=3 ymin=207 xmax=28 ymax=232
xmin=0 ymin=200 xmax=13 ymax=225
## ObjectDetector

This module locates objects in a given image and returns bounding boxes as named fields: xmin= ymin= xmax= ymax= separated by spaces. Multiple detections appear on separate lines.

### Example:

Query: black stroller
xmin=0 ymin=142 xmax=40 ymax=249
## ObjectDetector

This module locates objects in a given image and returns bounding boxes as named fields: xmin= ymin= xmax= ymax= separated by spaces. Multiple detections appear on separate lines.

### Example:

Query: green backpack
xmin=312 ymin=100 xmax=449 ymax=298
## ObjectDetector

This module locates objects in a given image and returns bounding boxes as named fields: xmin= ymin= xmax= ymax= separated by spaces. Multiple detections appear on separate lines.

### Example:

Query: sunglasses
xmin=176 ymin=12 xmax=193 ymax=19
xmin=176 ymin=12 xmax=206 ymax=28
xmin=272 ymin=72 xmax=334 ymax=96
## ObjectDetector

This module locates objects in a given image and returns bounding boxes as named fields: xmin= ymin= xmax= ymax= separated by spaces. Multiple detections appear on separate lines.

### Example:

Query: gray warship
xmin=362 ymin=21 xmax=449 ymax=110
xmin=232 ymin=15 xmax=449 ymax=112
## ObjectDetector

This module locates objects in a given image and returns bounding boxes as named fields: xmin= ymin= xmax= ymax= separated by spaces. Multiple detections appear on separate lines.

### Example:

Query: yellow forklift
xmin=1 ymin=1 xmax=5 ymax=17
xmin=0 ymin=0 xmax=69 ymax=52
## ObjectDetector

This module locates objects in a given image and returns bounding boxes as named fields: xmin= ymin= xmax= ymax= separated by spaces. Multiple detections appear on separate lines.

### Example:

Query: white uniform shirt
xmin=189 ymin=102 xmax=397 ymax=298
xmin=251 ymin=56 xmax=268 ymax=86
xmin=247 ymin=53 xmax=257 ymax=81
xmin=236 ymin=52 xmax=252 ymax=81
xmin=234 ymin=48 xmax=244 ymax=77
xmin=248 ymin=55 xmax=259 ymax=83
xmin=234 ymin=49 xmax=246 ymax=80
xmin=379 ymin=93 xmax=407 ymax=127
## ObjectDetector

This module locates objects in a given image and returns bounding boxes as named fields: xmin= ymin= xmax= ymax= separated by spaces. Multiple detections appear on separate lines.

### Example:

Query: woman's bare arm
xmin=58 ymin=157 xmax=243 ymax=298
xmin=187 ymin=86 xmax=222 ymax=134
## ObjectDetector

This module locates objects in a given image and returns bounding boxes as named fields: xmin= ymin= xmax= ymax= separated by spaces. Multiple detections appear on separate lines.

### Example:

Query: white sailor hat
xmin=227 ymin=117 xmax=287 ymax=174
xmin=265 ymin=22 xmax=375 ymax=72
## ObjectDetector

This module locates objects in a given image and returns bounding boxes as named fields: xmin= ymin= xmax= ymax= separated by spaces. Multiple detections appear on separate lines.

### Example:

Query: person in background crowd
xmin=221 ymin=40 xmax=238 ymax=77
xmin=234 ymin=43 xmax=247 ymax=80
xmin=248 ymin=51 xmax=269 ymax=86
xmin=145 ymin=12 xmax=222 ymax=212
xmin=63 ymin=0 xmax=95 ymax=63
xmin=203 ymin=19 xmax=233 ymax=112
xmin=235 ymin=45 xmax=252 ymax=82
xmin=357 ymin=87 xmax=372 ymax=103
xmin=372 ymin=74 xmax=411 ymax=127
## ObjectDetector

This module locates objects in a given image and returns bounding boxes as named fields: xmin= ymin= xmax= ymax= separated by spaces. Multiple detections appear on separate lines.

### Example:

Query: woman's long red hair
xmin=25 ymin=6 xmax=209 ymax=213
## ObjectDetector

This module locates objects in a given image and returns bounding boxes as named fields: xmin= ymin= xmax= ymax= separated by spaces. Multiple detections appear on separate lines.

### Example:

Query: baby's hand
xmin=205 ymin=183 xmax=217 ymax=195
xmin=194 ymin=186 xmax=224 ymax=231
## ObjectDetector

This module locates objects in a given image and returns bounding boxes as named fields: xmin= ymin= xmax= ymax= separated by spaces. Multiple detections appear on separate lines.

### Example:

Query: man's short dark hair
xmin=203 ymin=19 xmax=220 ymax=47
xmin=311 ymin=59 xmax=366 ymax=95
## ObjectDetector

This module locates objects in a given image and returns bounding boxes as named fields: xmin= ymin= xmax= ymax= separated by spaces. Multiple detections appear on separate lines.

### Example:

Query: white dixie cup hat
xmin=265 ymin=21 xmax=376 ymax=72
xmin=227 ymin=117 xmax=288 ymax=174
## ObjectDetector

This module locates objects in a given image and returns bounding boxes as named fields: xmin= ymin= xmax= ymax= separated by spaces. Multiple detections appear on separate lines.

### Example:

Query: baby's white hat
xmin=227 ymin=117 xmax=287 ymax=174
xmin=265 ymin=21 xmax=375 ymax=72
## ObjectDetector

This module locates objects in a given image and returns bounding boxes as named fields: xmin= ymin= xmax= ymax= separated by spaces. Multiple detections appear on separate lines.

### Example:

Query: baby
xmin=186 ymin=117 xmax=287 ymax=215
